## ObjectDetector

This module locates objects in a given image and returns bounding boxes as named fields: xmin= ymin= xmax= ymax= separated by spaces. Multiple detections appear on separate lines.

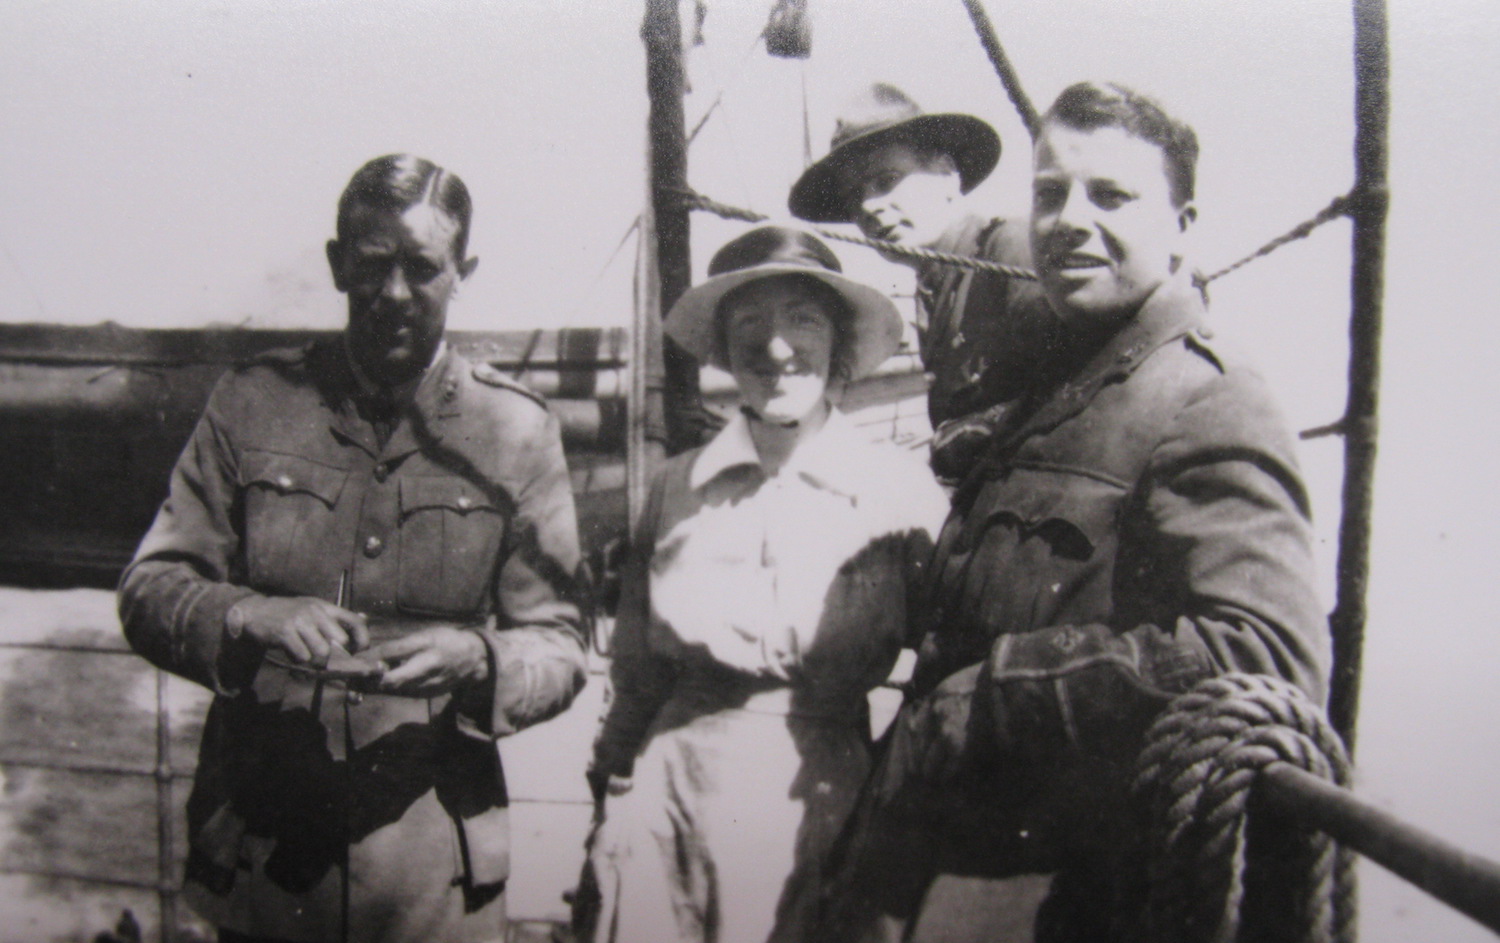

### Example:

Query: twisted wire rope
xmin=680 ymin=187 xmax=1363 ymax=292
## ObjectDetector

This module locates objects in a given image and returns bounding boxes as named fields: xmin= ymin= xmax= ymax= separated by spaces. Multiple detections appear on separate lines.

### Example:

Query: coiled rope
xmin=1125 ymin=673 xmax=1357 ymax=943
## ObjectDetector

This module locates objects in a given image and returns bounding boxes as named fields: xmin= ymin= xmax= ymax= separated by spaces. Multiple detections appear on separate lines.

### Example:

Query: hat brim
xmin=664 ymin=263 xmax=904 ymax=381
xmin=788 ymin=113 xmax=1001 ymax=223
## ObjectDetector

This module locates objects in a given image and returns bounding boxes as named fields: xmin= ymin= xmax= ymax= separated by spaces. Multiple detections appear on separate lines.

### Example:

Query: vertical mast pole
xmin=1329 ymin=0 xmax=1391 ymax=751
xmin=642 ymin=0 xmax=704 ymax=458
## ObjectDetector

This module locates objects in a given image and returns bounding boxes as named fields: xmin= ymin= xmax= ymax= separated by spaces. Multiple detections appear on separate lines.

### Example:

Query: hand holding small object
xmin=366 ymin=625 xmax=489 ymax=697
xmin=230 ymin=594 xmax=370 ymax=666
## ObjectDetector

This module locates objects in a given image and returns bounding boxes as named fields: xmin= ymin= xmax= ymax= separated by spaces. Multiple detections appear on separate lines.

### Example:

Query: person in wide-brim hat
xmin=788 ymin=83 xmax=1001 ymax=223
xmin=578 ymin=224 xmax=950 ymax=943
xmin=664 ymin=224 xmax=903 ymax=383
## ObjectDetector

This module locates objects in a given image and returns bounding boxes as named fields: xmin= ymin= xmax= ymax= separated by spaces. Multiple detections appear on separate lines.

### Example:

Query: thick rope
xmin=683 ymin=187 xmax=1363 ymax=295
xmin=960 ymin=0 xmax=1040 ymax=136
xmin=677 ymin=188 xmax=1038 ymax=279
xmin=1125 ymin=674 xmax=1357 ymax=943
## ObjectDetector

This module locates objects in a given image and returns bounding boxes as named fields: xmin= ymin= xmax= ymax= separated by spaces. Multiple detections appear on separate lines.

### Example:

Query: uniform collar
xmin=329 ymin=338 xmax=460 ymax=458
xmin=1069 ymin=272 xmax=1204 ymax=384
xmin=998 ymin=273 xmax=1205 ymax=450
xmin=342 ymin=335 xmax=448 ymax=408
xmin=689 ymin=406 xmax=869 ymax=500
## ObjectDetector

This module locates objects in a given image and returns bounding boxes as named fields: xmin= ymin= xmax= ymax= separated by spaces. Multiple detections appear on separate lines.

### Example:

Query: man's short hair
xmin=337 ymin=154 xmax=474 ymax=259
xmin=1043 ymin=82 xmax=1199 ymax=208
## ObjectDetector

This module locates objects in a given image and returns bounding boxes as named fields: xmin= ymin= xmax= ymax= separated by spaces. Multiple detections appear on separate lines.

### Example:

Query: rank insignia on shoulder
xmin=471 ymin=362 xmax=547 ymax=408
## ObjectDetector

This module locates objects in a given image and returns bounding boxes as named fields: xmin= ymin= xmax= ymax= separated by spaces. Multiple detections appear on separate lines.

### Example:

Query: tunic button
xmin=276 ymin=474 xmax=293 ymax=489
xmin=456 ymin=495 xmax=471 ymax=510
xmin=373 ymin=463 xmax=389 ymax=483
xmin=363 ymin=535 xmax=384 ymax=558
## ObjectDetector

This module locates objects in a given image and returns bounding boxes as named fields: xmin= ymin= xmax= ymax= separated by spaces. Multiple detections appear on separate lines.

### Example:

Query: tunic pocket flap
xmin=399 ymin=478 xmax=499 ymax=517
xmin=969 ymin=472 xmax=1122 ymax=561
xmin=241 ymin=451 xmax=347 ymax=507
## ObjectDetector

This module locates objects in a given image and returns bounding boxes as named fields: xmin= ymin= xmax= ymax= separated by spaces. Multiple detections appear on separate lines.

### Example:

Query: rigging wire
xmin=683 ymin=27 xmax=768 ymax=150
xmin=1194 ymin=191 xmax=1356 ymax=293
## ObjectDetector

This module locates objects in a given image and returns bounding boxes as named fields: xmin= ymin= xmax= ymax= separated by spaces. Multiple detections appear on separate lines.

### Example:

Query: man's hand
xmin=229 ymin=595 xmax=369 ymax=666
xmin=366 ymin=626 xmax=489 ymax=698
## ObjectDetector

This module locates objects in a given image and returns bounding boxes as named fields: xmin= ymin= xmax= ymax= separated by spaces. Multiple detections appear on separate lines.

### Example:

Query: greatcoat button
xmin=363 ymin=535 xmax=384 ymax=558
xmin=456 ymin=494 xmax=471 ymax=510
xmin=276 ymin=474 xmax=293 ymax=489
xmin=373 ymin=463 xmax=389 ymax=483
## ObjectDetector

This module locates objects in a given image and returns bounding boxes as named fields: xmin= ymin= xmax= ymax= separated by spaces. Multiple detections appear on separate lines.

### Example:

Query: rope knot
xmin=1121 ymin=673 xmax=1357 ymax=943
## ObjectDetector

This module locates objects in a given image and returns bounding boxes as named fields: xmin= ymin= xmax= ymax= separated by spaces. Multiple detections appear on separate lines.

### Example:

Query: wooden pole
xmin=1260 ymin=763 xmax=1500 ymax=934
xmin=1328 ymin=0 xmax=1391 ymax=752
xmin=154 ymin=668 xmax=178 ymax=943
xmin=629 ymin=200 xmax=664 ymax=532
xmin=642 ymin=0 xmax=706 ymax=456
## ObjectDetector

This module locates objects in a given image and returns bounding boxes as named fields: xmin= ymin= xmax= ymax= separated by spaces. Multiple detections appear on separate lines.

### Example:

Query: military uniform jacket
xmin=916 ymin=214 xmax=1061 ymax=427
xmin=914 ymin=274 xmax=1327 ymax=872
xmin=119 ymin=338 xmax=587 ymax=942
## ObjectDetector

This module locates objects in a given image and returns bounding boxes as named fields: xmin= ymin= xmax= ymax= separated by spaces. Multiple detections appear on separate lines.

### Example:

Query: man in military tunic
xmin=119 ymin=154 xmax=587 ymax=943
xmin=788 ymin=83 xmax=1060 ymax=478
xmin=819 ymin=83 xmax=1327 ymax=942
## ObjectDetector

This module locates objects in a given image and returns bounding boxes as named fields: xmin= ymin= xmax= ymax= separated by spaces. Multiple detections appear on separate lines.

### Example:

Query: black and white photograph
xmin=1 ymin=0 xmax=1497 ymax=941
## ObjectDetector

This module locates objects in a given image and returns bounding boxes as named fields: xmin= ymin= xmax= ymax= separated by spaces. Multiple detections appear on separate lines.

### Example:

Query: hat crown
xmin=707 ymin=226 xmax=843 ymax=279
xmin=829 ymin=83 xmax=925 ymax=151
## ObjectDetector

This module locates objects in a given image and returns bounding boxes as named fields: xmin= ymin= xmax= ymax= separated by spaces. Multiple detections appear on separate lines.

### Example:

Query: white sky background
xmin=4 ymin=0 xmax=1500 ymax=938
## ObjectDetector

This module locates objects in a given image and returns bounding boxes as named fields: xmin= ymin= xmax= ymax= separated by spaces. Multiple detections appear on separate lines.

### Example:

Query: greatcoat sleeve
xmin=463 ymin=401 xmax=588 ymax=739
xmin=978 ymin=361 xmax=1326 ymax=763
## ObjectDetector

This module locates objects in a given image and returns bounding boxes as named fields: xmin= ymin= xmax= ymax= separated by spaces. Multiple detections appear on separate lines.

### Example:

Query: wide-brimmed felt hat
xmin=788 ymin=83 xmax=1001 ymax=223
xmin=664 ymin=226 xmax=903 ymax=381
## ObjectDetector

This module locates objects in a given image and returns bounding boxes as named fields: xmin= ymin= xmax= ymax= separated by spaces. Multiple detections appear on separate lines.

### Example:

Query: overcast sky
xmin=5 ymin=0 xmax=1500 ymax=938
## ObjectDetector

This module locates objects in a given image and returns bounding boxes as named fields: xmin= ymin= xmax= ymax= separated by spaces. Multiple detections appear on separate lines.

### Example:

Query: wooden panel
xmin=0 ymin=324 xmax=627 ymax=371
xmin=164 ymin=674 xmax=213 ymax=776
xmin=0 ymin=588 xmax=125 ymax=651
xmin=0 ymin=873 xmax=162 ymax=943
xmin=0 ymin=765 xmax=164 ymax=886
xmin=0 ymin=874 xmax=217 ymax=943
xmin=0 ymin=648 xmax=158 ymax=772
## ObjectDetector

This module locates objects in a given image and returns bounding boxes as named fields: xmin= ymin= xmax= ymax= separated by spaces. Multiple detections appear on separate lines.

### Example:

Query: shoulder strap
xmin=471 ymin=361 xmax=547 ymax=409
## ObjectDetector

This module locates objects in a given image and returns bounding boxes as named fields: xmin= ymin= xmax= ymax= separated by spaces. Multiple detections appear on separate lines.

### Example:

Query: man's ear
xmin=326 ymin=239 xmax=349 ymax=293
xmin=458 ymin=256 xmax=479 ymax=281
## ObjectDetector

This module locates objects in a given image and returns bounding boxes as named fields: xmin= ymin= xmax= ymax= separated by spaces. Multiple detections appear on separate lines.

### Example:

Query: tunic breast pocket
xmin=396 ymin=476 xmax=506 ymax=618
xmin=240 ymin=451 xmax=349 ymax=595
xmin=945 ymin=467 xmax=1126 ymax=637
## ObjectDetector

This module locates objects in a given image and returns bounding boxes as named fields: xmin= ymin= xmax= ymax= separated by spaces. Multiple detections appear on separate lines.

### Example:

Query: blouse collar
xmin=690 ymin=405 xmax=870 ymax=500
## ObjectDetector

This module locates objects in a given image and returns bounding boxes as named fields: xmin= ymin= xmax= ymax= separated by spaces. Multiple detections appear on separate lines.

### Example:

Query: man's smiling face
xmin=1029 ymin=123 xmax=1195 ymax=328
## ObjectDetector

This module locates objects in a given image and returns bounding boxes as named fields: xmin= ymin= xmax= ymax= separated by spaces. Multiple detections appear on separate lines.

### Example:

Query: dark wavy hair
xmin=1044 ymin=81 xmax=1199 ymax=208
xmin=336 ymin=154 xmax=473 ymax=259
